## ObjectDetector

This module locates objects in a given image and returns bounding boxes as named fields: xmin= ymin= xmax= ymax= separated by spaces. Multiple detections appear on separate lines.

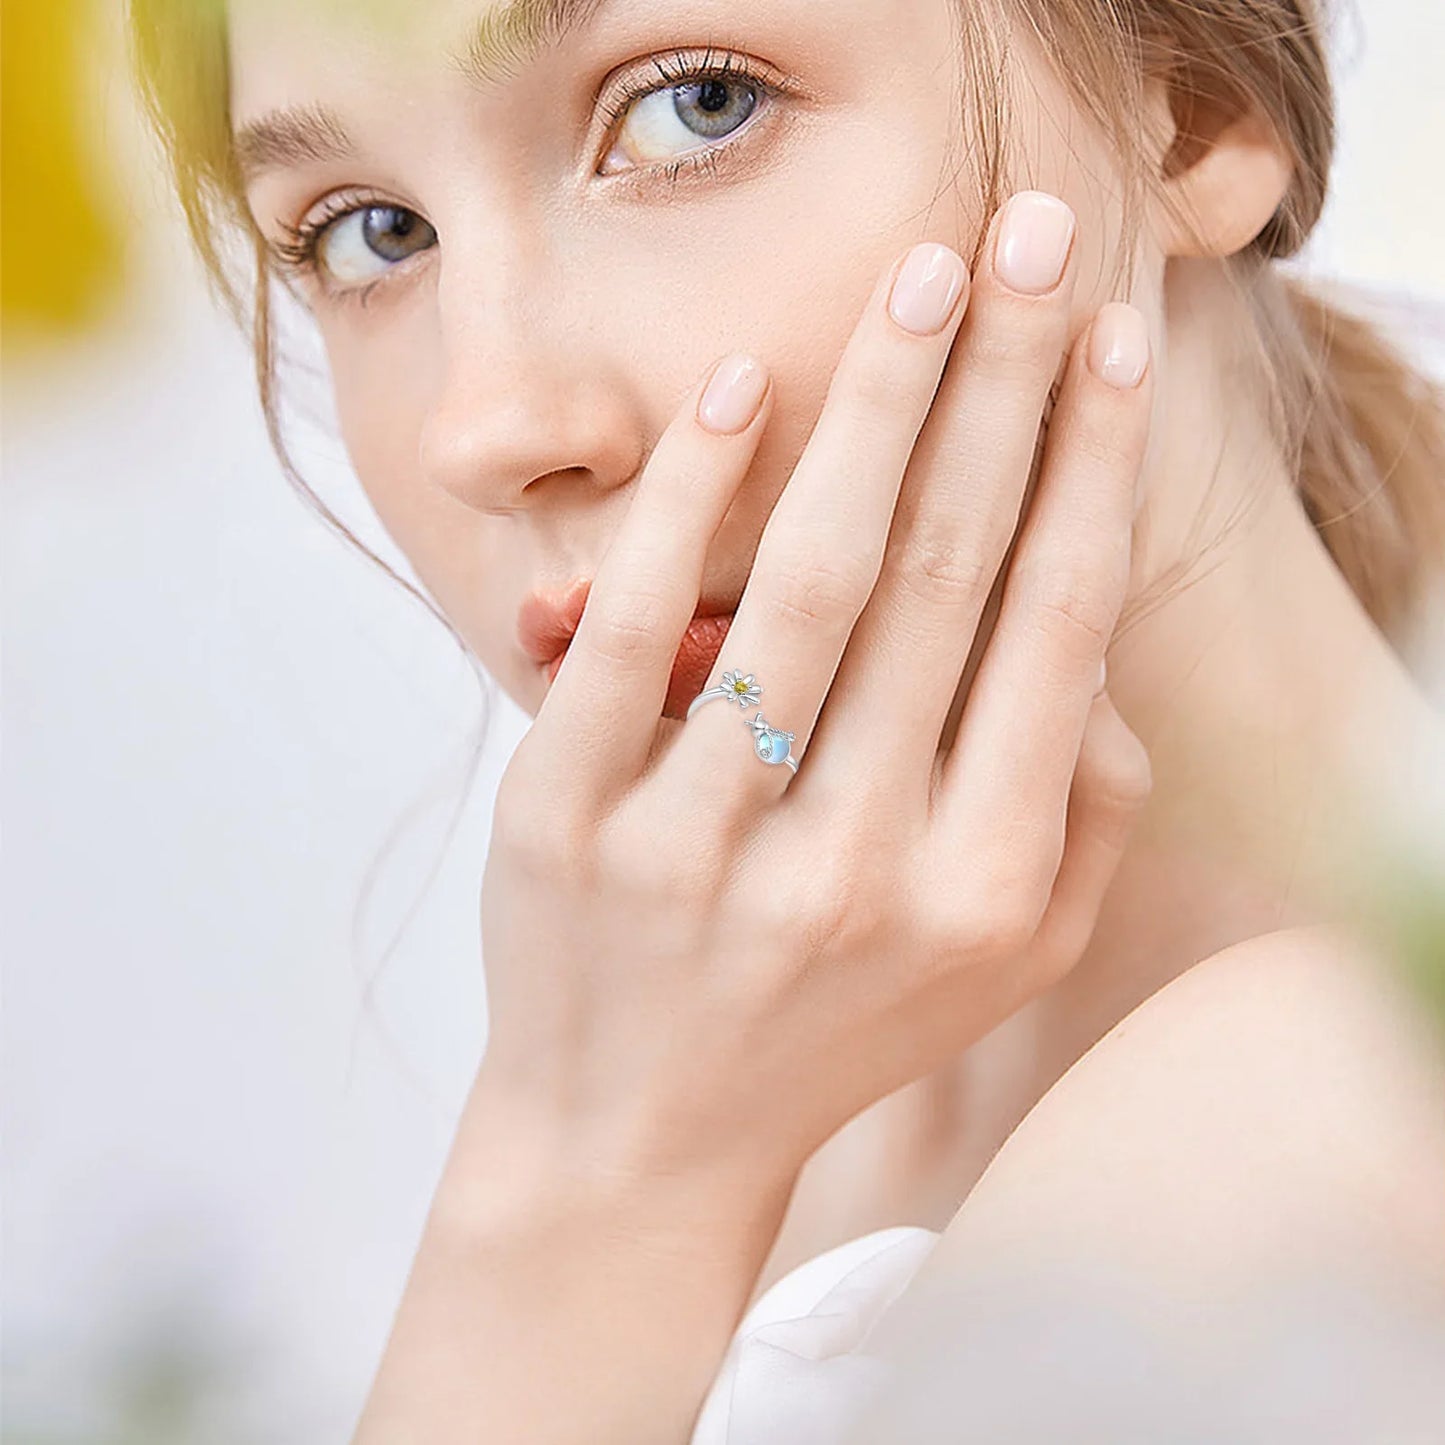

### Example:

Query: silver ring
xmin=686 ymin=668 xmax=800 ymax=775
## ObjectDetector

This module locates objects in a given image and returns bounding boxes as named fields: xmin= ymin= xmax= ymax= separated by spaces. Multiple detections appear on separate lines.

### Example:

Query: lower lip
xmin=545 ymin=612 xmax=735 ymax=719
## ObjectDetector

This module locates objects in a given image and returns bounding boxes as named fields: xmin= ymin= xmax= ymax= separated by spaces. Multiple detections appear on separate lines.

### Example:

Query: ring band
xmin=686 ymin=668 xmax=800 ymax=775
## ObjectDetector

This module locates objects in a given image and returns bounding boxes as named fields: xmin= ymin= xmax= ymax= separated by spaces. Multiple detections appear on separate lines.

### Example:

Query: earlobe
xmin=1145 ymin=79 xmax=1295 ymax=260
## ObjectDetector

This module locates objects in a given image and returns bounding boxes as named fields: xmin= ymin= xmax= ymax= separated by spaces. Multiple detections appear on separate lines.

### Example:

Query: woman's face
xmin=231 ymin=0 xmax=1136 ymax=720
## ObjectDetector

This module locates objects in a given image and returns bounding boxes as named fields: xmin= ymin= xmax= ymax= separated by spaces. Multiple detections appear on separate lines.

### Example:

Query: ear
xmin=1142 ymin=71 xmax=1295 ymax=259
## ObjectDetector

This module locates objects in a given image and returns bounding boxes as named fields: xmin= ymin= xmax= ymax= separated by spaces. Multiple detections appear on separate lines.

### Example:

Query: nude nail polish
xmin=1088 ymin=303 xmax=1150 ymax=389
xmin=994 ymin=192 xmax=1076 ymax=296
xmin=697 ymin=353 xmax=768 ymax=435
xmin=888 ymin=242 xmax=968 ymax=336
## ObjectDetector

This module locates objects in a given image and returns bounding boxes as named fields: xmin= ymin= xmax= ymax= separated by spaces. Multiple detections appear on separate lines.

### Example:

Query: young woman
xmin=130 ymin=0 xmax=1445 ymax=1439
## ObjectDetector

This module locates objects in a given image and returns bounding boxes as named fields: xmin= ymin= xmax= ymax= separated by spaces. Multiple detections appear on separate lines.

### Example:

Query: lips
xmin=517 ymin=576 xmax=593 ymax=668
xmin=547 ymin=611 xmax=736 ymax=720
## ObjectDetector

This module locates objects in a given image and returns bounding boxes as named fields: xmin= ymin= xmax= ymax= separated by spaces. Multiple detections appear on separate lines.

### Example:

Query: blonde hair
xmin=129 ymin=0 xmax=1445 ymax=667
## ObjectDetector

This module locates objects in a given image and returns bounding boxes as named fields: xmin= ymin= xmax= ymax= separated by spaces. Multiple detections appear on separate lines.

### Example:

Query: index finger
xmin=530 ymin=350 xmax=774 ymax=810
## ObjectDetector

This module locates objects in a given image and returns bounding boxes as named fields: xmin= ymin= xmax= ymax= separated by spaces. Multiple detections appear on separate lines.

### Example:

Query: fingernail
xmin=887 ymin=242 xmax=968 ymax=336
xmin=1087 ymin=303 xmax=1150 ymax=389
xmin=994 ymin=191 xmax=1075 ymax=296
xmin=697 ymin=353 xmax=768 ymax=435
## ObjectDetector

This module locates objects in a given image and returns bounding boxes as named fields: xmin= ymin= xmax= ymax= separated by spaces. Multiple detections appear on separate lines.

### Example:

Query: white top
xmin=689 ymin=1222 xmax=1445 ymax=1441
xmin=689 ymin=1226 xmax=942 ymax=1445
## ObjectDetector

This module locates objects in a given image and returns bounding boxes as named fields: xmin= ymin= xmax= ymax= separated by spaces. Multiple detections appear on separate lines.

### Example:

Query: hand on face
xmin=479 ymin=190 xmax=1154 ymax=1190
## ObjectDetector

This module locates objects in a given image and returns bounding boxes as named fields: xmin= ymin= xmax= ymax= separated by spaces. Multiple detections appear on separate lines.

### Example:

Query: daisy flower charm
xmin=721 ymin=670 xmax=763 ymax=708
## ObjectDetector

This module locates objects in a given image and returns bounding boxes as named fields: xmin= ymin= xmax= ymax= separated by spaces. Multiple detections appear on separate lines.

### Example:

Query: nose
xmin=417 ymin=260 xmax=642 ymax=514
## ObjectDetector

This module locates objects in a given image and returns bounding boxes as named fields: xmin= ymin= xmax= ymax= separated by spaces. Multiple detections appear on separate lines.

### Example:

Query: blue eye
xmin=313 ymin=205 xmax=436 ymax=285
xmin=602 ymin=74 xmax=764 ymax=174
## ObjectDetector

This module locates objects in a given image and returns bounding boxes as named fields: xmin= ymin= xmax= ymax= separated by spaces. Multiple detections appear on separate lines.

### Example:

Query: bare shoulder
xmin=925 ymin=923 xmax=1445 ymax=1297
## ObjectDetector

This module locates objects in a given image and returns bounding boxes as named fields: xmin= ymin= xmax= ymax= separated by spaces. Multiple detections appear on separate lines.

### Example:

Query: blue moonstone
xmin=755 ymin=729 xmax=790 ymax=765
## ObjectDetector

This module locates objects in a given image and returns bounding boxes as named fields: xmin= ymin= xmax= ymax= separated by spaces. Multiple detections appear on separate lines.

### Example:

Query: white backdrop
xmin=5 ymin=4 xmax=1444 ymax=1440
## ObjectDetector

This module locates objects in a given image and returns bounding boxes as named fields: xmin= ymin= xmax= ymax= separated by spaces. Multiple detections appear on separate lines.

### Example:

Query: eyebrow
xmin=233 ymin=0 xmax=613 ymax=184
xmin=456 ymin=0 xmax=613 ymax=89
xmin=233 ymin=103 xmax=354 ymax=183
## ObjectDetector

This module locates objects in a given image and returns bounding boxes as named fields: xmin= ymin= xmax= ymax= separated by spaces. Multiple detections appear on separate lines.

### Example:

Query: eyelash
xmin=267 ymin=47 xmax=790 ymax=307
xmin=270 ymin=193 xmax=378 ymax=294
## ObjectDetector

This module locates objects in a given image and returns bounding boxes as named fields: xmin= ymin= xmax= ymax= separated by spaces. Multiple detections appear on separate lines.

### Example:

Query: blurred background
xmin=3 ymin=1 xmax=1443 ymax=1441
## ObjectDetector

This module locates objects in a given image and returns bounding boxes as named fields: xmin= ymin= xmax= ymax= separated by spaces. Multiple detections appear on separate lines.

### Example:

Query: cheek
xmin=323 ymin=315 xmax=506 ymax=653
xmin=326 ymin=316 xmax=431 ymax=534
xmin=702 ymin=90 xmax=983 ymax=476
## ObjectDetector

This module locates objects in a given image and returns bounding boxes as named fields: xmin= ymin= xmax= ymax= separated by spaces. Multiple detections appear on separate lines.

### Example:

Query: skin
xmin=226 ymin=0 xmax=1445 ymax=1433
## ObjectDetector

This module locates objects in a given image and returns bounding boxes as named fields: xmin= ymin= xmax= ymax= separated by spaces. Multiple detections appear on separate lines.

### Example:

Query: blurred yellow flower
xmin=2 ymin=0 xmax=125 ymax=344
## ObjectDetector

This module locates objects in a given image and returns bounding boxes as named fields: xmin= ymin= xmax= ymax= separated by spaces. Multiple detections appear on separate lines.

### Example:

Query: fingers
xmin=1030 ymin=686 xmax=1153 ymax=971
xmin=933 ymin=300 xmax=1153 ymax=906
xmin=655 ymin=240 xmax=971 ymax=812
xmin=531 ymin=351 xmax=773 ymax=809
xmin=804 ymin=191 xmax=1080 ymax=796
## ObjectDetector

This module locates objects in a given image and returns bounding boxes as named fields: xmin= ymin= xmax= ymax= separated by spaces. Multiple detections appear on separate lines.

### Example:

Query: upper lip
xmin=517 ymin=574 xmax=741 ymax=666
